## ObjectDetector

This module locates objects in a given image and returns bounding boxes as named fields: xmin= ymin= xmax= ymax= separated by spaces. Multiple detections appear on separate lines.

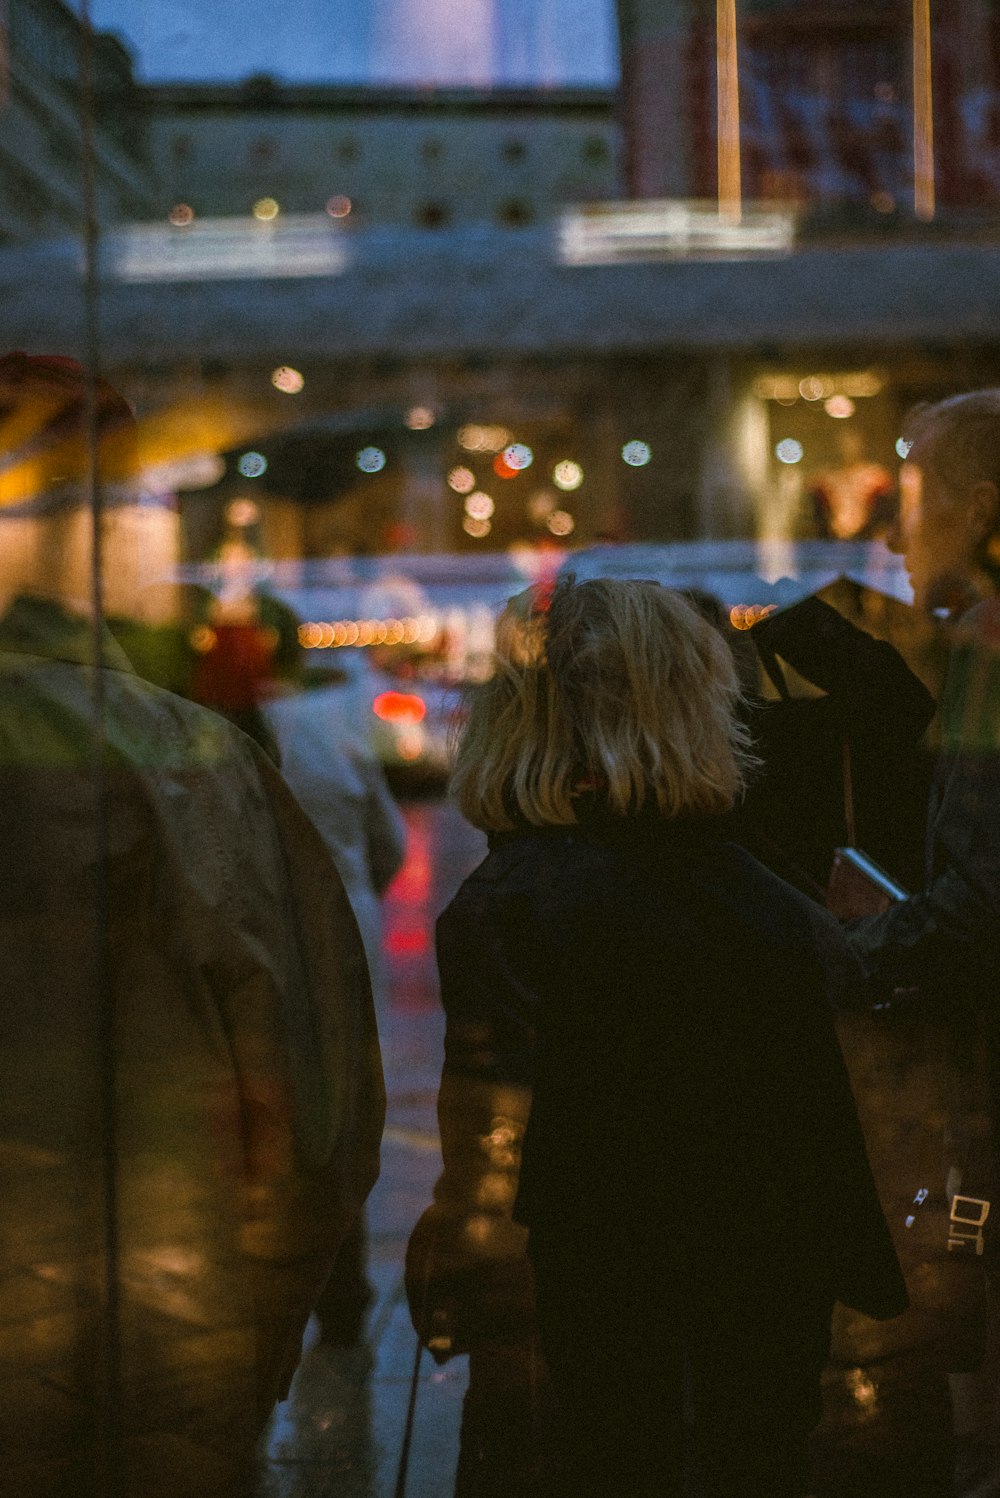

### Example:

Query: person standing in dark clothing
xmin=742 ymin=588 xmax=935 ymax=898
xmin=844 ymin=391 xmax=1000 ymax=1496
xmin=412 ymin=577 xmax=906 ymax=1498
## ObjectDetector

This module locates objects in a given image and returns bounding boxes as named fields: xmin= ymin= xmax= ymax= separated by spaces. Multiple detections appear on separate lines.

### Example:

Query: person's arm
xmin=751 ymin=594 xmax=935 ymax=744
xmin=226 ymin=747 xmax=385 ymax=1406
xmin=406 ymin=884 xmax=536 ymax=1361
xmin=845 ymin=612 xmax=1000 ymax=1005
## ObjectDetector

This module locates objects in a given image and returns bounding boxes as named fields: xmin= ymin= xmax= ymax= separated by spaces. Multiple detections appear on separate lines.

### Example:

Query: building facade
xmin=1 ymin=0 xmax=155 ymax=243
xmin=617 ymin=0 xmax=1000 ymax=215
xmin=145 ymin=81 xmax=622 ymax=230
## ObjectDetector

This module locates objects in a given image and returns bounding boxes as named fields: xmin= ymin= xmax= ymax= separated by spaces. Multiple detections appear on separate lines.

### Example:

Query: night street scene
xmin=5 ymin=1 xmax=1000 ymax=1494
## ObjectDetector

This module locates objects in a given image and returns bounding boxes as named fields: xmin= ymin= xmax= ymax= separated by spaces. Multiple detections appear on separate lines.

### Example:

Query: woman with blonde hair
xmin=410 ymin=576 xmax=905 ymax=1498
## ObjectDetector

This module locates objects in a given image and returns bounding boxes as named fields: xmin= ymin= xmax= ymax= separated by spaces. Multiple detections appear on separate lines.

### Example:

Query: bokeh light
xmin=226 ymin=499 xmax=260 ymax=527
xmin=493 ymin=452 xmax=518 ymax=479
xmin=356 ymin=446 xmax=387 ymax=473
xmin=191 ymin=626 xmax=217 ymax=654
xmin=169 ymin=203 xmax=194 ymax=226
xmin=237 ymin=451 xmax=268 ymax=478
xmin=271 ymin=366 xmax=304 ymax=393
xmin=374 ymin=690 xmax=427 ymax=724
xmin=527 ymin=490 xmax=556 ymax=522
xmin=448 ymin=466 xmax=476 ymax=494
xmin=326 ymin=195 xmax=352 ymax=219
xmin=824 ymin=395 xmax=855 ymax=419
xmin=405 ymin=405 xmax=436 ymax=430
xmin=798 ymin=376 xmax=825 ymax=401
xmin=730 ymin=603 xmax=778 ymax=631
xmin=463 ymin=516 xmax=492 ymax=538
xmin=775 ymin=439 xmax=804 ymax=465
xmin=458 ymin=424 xmax=509 ymax=453
xmin=464 ymin=491 xmax=495 ymax=521
xmin=553 ymin=460 xmax=583 ymax=491
xmin=621 ymin=440 xmax=652 ymax=466
xmin=253 ymin=197 xmax=280 ymax=221
xmin=447 ymin=466 xmax=476 ymax=494
xmin=896 ymin=437 xmax=912 ymax=459
xmin=547 ymin=509 xmax=575 ymax=536
xmin=503 ymin=443 xmax=533 ymax=471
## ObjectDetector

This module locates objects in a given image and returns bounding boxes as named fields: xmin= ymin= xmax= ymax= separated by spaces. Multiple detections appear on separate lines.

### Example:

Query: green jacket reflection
xmin=0 ymin=593 xmax=384 ymax=1496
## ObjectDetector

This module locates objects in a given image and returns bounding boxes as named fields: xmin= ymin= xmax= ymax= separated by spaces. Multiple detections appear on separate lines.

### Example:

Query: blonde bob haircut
xmin=452 ymin=575 xmax=755 ymax=832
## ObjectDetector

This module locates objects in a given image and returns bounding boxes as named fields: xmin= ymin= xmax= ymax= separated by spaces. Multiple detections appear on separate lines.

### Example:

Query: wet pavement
xmin=257 ymin=798 xmax=486 ymax=1498
xmin=257 ymin=797 xmax=989 ymax=1498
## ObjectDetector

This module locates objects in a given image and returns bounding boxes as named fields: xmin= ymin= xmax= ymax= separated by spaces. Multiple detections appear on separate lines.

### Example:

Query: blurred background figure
xmin=185 ymin=523 xmax=288 ymax=762
xmin=263 ymin=641 xmax=406 ymax=1346
xmin=0 ymin=351 xmax=385 ymax=1497
xmin=809 ymin=430 xmax=895 ymax=541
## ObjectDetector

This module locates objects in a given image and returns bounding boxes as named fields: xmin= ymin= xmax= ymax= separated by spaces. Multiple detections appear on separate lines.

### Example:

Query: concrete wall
xmin=146 ymin=87 xmax=622 ymax=228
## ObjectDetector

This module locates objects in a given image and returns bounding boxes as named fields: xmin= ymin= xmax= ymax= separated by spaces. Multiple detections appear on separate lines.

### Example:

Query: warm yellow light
xmin=458 ymin=424 xmax=509 ymax=453
xmin=913 ymin=0 xmax=935 ymax=221
xmin=753 ymin=370 xmax=884 ymax=402
xmin=190 ymin=625 xmax=217 ymax=653
xmin=527 ymin=490 xmax=556 ymax=522
xmin=717 ymin=0 xmax=741 ymax=223
xmin=547 ymin=509 xmax=575 ymax=536
xmin=301 ymin=616 xmax=444 ymax=649
xmin=253 ymin=197 xmax=280 ymax=221
xmin=226 ymin=498 xmax=259 ymax=527
xmin=729 ymin=603 xmax=778 ymax=631
xmin=448 ymin=466 xmax=476 ymax=494
xmin=271 ymin=366 xmax=304 ymax=394
xmin=397 ymin=731 xmax=424 ymax=762
xmin=464 ymin=491 xmax=495 ymax=521
xmin=553 ymin=461 xmax=583 ymax=492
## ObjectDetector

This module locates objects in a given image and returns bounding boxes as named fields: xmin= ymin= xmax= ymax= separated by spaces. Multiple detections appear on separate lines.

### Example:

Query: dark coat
xmin=740 ymin=593 xmax=936 ymax=896
xmin=409 ymin=808 xmax=906 ymax=1356
xmin=0 ymin=594 xmax=385 ymax=1492
xmin=848 ymin=597 xmax=1000 ymax=1013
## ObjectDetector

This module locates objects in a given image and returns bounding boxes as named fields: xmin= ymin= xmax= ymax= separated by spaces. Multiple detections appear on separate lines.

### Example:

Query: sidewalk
xmin=258 ymin=799 xmax=487 ymax=1498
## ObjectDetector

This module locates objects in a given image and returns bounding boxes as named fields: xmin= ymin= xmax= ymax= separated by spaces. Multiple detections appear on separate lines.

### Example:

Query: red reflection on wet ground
xmin=385 ymin=927 xmax=429 ymax=958
xmin=384 ymin=804 xmax=446 ymax=1012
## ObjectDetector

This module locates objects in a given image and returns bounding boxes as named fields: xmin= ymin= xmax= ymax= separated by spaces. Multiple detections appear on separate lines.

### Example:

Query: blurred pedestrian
xmin=264 ymin=655 xmax=406 ymax=1344
xmin=846 ymin=390 xmax=1000 ymax=1496
xmin=410 ymin=575 xmax=906 ymax=1498
xmin=0 ymin=351 xmax=385 ymax=1498
xmin=808 ymin=428 xmax=895 ymax=540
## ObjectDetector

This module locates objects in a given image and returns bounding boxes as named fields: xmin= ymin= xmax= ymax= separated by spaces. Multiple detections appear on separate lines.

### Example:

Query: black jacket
xmin=741 ymin=593 xmax=936 ymax=896
xmin=409 ymin=808 xmax=906 ymax=1353
xmin=848 ymin=597 xmax=1000 ymax=1015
